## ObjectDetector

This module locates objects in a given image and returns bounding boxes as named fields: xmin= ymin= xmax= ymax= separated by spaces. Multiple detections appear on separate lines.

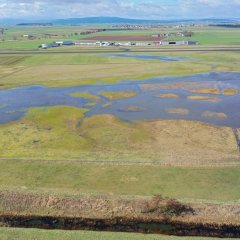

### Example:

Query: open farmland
xmin=0 ymin=24 xmax=240 ymax=238
xmin=1 ymin=26 xmax=240 ymax=50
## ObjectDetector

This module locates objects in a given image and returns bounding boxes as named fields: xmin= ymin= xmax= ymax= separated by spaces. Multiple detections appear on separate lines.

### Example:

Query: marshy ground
xmin=0 ymin=48 xmax=240 ymax=238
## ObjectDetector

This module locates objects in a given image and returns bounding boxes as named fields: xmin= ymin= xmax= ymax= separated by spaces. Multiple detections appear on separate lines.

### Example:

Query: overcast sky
xmin=0 ymin=0 xmax=240 ymax=20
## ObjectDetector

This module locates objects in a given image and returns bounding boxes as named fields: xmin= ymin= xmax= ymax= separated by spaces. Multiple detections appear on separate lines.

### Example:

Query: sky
xmin=0 ymin=0 xmax=240 ymax=20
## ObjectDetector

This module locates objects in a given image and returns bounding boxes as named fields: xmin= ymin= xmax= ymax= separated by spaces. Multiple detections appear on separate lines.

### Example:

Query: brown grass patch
xmin=202 ymin=111 xmax=227 ymax=119
xmin=222 ymin=88 xmax=239 ymax=96
xmin=188 ymin=96 xmax=221 ymax=102
xmin=0 ymin=190 xmax=240 ymax=226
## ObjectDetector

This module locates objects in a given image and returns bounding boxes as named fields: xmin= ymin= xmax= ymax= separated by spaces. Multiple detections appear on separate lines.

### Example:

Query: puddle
xmin=0 ymin=71 xmax=240 ymax=128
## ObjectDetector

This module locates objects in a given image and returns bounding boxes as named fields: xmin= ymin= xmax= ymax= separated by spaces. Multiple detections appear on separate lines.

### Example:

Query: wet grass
xmin=1 ymin=228 xmax=236 ymax=240
xmin=0 ymin=57 xmax=213 ymax=90
xmin=69 ymin=91 xmax=100 ymax=101
xmin=1 ymin=51 xmax=240 ymax=90
xmin=0 ymin=106 xmax=239 ymax=164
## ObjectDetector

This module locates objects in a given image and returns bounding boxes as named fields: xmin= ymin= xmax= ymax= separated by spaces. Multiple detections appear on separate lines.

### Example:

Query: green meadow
xmin=0 ymin=160 xmax=240 ymax=202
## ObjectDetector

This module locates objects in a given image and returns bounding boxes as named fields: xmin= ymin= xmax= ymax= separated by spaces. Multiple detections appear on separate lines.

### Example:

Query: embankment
xmin=0 ymin=191 xmax=240 ymax=237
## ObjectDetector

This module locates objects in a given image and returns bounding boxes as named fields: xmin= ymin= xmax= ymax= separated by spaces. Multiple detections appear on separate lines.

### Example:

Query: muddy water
xmin=0 ymin=71 xmax=240 ymax=128
xmin=1 ymin=215 xmax=240 ymax=238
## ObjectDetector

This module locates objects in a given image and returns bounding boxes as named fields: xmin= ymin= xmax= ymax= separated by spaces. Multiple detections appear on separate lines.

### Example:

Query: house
xmin=23 ymin=34 xmax=36 ymax=40
xmin=40 ymin=44 xmax=48 ymax=49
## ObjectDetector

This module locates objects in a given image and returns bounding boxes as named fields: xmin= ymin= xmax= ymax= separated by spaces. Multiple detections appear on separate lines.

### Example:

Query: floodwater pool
xmin=104 ymin=54 xmax=188 ymax=61
xmin=0 ymin=71 xmax=240 ymax=128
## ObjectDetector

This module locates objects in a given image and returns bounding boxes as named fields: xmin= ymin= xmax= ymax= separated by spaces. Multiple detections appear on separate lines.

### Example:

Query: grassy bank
xmin=0 ymin=160 xmax=240 ymax=201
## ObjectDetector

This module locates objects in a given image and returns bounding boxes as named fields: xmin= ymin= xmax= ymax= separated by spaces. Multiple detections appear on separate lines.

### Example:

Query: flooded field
xmin=105 ymin=54 xmax=188 ymax=61
xmin=0 ymin=71 xmax=240 ymax=128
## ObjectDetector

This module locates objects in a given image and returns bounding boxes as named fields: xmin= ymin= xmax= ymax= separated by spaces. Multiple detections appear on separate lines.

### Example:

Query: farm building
xmin=62 ymin=41 xmax=75 ymax=46
xmin=160 ymin=40 xmax=198 ymax=46
xmin=23 ymin=34 xmax=36 ymax=40
xmin=180 ymin=31 xmax=193 ymax=37
xmin=39 ymin=43 xmax=60 ymax=49
xmin=75 ymin=42 xmax=97 ymax=46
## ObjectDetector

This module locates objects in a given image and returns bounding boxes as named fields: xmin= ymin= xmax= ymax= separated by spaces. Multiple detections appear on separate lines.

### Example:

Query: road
xmin=1 ymin=46 xmax=240 ymax=54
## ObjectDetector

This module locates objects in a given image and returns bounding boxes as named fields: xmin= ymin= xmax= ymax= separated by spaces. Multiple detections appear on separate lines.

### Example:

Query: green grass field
xmin=0 ymin=160 xmax=240 ymax=202
xmin=1 ymin=228 xmax=237 ymax=240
